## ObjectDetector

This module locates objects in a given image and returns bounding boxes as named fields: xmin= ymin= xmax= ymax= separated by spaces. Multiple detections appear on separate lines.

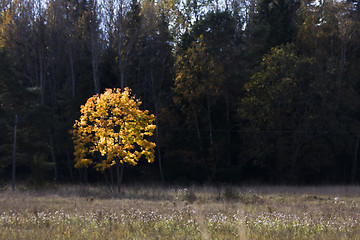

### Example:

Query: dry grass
xmin=1 ymin=184 xmax=360 ymax=239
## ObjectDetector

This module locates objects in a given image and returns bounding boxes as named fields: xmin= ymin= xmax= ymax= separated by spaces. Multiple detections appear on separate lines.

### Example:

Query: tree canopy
xmin=1 ymin=0 xmax=360 ymax=184
xmin=72 ymin=88 xmax=156 ymax=172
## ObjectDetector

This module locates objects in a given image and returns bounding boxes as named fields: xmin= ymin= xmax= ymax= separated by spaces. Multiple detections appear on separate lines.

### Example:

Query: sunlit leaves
xmin=174 ymin=35 xmax=224 ymax=123
xmin=239 ymin=44 xmax=308 ymax=130
xmin=71 ymin=88 xmax=156 ymax=172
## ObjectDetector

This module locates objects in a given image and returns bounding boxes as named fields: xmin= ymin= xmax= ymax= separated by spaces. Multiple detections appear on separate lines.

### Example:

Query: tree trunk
xmin=120 ymin=66 xmax=125 ymax=91
xmin=65 ymin=148 xmax=74 ymax=182
xmin=78 ymin=168 xmax=82 ymax=182
xmin=104 ymin=170 xmax=113 ymax=193
xmin=189 ymin=100 xmax=210 ymax=179
xmin=207 ymin=96 xmax=213 ymax=146
xmin=69 ymin=43 xmax=76 ymax=97
xmin=91 ymin=28 xmax=100 ymax=94
xmin=48 ymin=128 xmax=58 ymax=182
xmin=225 ymin=89 xmax=231 ymax=167
xmin=39 ymin=52 xmax=45 ymax=105
xmin=207 ymin=95 xmax=217 ymax=181
xmin=116 ymin=161 xmax=124 ymax=193
xmin=84 ymin=168 xmax=88 ymax=183
xmin=352 ymin=132 xmax=360 ymax=183
xmin=12 ymin=115 xmax=18 ymax=192
xmin=155 ymin=112 xmax=164 ymax=182
xmin=118 ymin=23 xmax=125 ymax=91
xmin=150 ymin=64 xmax=164 ymax=183
xmin=110 ymin=166 xmax=114 ymax=187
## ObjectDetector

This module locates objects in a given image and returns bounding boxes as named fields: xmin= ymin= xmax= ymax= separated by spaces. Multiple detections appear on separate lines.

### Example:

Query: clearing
xmin=1 ymin=184 xmax=360 ymax=239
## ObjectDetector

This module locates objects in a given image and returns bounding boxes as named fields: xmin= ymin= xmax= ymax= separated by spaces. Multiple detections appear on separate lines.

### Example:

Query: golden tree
xmin=71 ymin=88 xmax=156 ymax=184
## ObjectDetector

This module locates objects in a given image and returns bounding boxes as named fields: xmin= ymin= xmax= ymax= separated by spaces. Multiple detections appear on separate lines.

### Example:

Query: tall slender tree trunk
xmin=50 ymin=60 xmax=58 ymax=112
xmin=116 ymin=161 xmax=124 ymax=193
xmin=150 ymin=64 xmax=164 ymax=182
xmin=39 ymin=53 xmax=45 ymax=105
xmin=48 ymin=128 xmax=58 ymax=182
xmin=84 ymin=168 xmax=88 ymax=183
xmin=352 ymin=132 xmax=360 ymax=183
xmin=91 ymin=28 xmax=100 ymax=94
xmin=189 ymin=100 xmax=210 ymax=179
xmin=12 ymin=115 xmax=18 ymax=192
xmin=118 ymin=21 xmax=125 ymax=91
xmin=65 ymin=148 xmax=74 ymax=182
xmin=110 ymin=166 xmax=114 ymax=187
xmin=78 ymin=168 xmax=82 ymax=182
xmin=155 ymin=111 xmax=164 ymax=182
xmin=207 ymin=96 xmax=213 ymax=146
xmin=120 ymin=66 xmax=125 ymax=91
xmin=104 ymin=169 xmax=113 ymax=193
xmin=225 ymin=89 xmax=231 ymax=167
xmin=207 ymin=94 xmax=217 ymax=181
xmin=118 ymin=63 xmax=125 ymax=192
xmin=69 ymin=43 xmax=76 ymax=97
xmin=117 ymin=22 xmax=127 ymax=190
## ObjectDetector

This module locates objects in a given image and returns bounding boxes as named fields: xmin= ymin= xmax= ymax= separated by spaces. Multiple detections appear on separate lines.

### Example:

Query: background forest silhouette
xmin=1 ymin=0 xmax=360 ymax=185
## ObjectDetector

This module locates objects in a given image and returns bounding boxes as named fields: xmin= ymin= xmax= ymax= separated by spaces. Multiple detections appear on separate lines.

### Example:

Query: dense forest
xmin=1 ymin=0 xmax=360 ymax=185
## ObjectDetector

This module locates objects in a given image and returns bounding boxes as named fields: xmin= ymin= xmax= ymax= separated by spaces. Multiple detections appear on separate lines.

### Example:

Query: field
xmin=1 ymin=184 xmax=360 ymax=239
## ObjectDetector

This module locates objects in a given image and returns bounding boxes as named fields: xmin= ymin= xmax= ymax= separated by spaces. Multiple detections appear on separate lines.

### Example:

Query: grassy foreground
xmin=1 ymin=184 xmax=360 ymax=239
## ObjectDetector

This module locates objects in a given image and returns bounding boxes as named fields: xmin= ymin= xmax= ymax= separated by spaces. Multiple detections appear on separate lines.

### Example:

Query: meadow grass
xmin=1 ymin=184 xmax=360 ymax=239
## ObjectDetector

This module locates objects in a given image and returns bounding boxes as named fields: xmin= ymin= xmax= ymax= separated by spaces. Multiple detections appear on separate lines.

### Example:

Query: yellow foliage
xmin=71 ymin=88 xmax=156 ymax=171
